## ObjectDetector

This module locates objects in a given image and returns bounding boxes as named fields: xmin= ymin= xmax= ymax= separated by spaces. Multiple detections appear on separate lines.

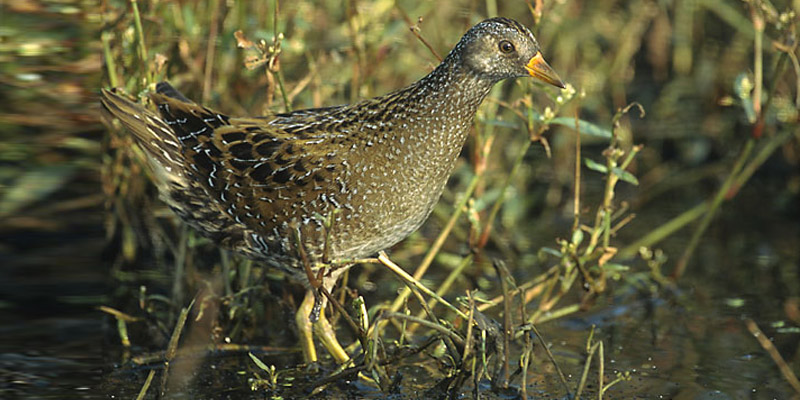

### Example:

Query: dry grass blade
xmin=406 ymin=255 xmax=473 ymax=336
xmin=135 ymin=369 xmax=156 ymax=400
xmin=385 ymin=312 xmax=464 ymax=347
xmin=529 ymin=322 xmax=571 ymax=397
xmin=156 ymin=300 xmax=194 ymax=395
xmin=493 ymin=259 xmax=513 ymax=389
xmin=378 ymin=252 xmax=467 ymax=320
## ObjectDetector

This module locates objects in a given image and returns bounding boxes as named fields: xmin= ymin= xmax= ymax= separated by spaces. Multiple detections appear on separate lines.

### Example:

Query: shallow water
xmin=2 ymin=178 xmax=797 ymax=399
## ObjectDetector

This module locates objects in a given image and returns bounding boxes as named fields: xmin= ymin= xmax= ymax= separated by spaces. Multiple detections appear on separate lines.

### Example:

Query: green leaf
xmin=734 ymin=73 xmax=757 ymax=123
xmin=770 ymin=320 xmax=785 ymax=328
xmin=612 ymin=167 xmax=639 ymax=185
xmin=734 ymin=73 xmax=752 ymax=99
xmin=571 ymin=229 xmax=584 ymax=246
xmin=248 ymin=352 xmax=272 ymax=372
xmin=584 ymin=158 xmax=608 ymax=173
xmin=724 ymin=298 xmax=746 ymax=308
xmin=540 ymin=247 xmax=563 ymax=258
xmin=549 ymin=117 xmax=612 ymax=138
xmin=602 ymin=263 xmax=630 ymax=272
xmin=480 ymin=118 xmax=521 ymax=129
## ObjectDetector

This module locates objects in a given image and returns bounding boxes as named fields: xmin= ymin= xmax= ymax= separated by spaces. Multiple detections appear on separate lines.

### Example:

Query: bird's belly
xmin=328 ymin=159 xmax=453 ymax=260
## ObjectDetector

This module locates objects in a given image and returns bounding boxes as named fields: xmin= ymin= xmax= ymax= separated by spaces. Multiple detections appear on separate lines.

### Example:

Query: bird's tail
xmin=100 ymin=85 xmax=248 ymax=246
xmin=100 ymin=87 xmax=187 ymax=186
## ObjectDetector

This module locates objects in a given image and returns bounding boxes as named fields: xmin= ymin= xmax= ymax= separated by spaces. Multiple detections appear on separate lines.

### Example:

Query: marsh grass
xmin=98 ymin=1 xmax=632 ymax=393
xmin=0 ymin=0 xmax=793 ymax=397
xmin=95 ymin=0 xmax=800 ymax=397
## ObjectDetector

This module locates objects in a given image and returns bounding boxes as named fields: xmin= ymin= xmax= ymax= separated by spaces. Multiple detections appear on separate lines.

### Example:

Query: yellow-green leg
xmin=295 ymin=289 xmax=350 ymax=364
xmin=296 ymin=290 xmax=319 ymax=363
xmin=314 ymin=306 xmax=350 ymax=364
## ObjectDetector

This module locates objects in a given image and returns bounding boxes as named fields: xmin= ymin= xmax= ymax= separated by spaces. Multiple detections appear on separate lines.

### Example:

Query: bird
xmin=100 ymin=17 xmax=564 ymax=365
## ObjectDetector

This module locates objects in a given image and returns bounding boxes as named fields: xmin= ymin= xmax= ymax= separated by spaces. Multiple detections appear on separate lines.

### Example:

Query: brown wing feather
xmin=107 ymin=84 xmax=344 ymax=260
xmin=102 ymin=82 xmax=351 ymax=264
xmin=206 ymin=120 xmax=344 ymax=232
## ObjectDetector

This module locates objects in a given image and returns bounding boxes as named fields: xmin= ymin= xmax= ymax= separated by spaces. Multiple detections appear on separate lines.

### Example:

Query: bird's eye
xmin=498 ymin=40 xmax=515 ymax=54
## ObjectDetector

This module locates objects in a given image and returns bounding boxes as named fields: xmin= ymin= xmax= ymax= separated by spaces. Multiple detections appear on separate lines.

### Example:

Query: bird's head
xmin=456 ymin=17 xmax=564 ymax=88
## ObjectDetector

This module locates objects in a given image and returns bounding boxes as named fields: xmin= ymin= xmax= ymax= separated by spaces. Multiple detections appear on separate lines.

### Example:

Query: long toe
xmin=313 ymin=309 xmax=350 ymax=364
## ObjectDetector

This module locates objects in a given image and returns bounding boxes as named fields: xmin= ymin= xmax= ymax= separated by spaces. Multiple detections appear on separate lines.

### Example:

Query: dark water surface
xmin=2 ymin=179 xmax=797 ymax=399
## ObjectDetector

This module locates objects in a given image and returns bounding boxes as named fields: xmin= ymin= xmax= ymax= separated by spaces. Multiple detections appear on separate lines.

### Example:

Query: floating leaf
xmin=584 ymin=158 xmax=608 ymax=173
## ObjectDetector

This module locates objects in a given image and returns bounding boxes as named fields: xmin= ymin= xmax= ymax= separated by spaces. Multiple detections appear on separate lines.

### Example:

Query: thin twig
xmin=395 ymin=8 xmax=443 ymax=62
xmin=318 ymin=282 xmax=366 ymax=350
xmin=518 ymin=283 xmax=532 ymax=398
xmin=672 ymin=139 xmax=753 ymax=279
xmin=159 ymin=299 xmax=194 ymax=396
xmin=573 ymin=107 xmax=582 ymax=231
xmin=478 ymin=265 xmax=559 ymax=312
xmin=131 ymin=343 xmax=293 ymax=365
xmin=461 ymin=292 xmax=476 ymax=363
xmin=493 ymin=260 xmax=513 ymax=388
xmin=529 ymin=323 xmax=572 ymax=397
xmin=273 ymin=0 xmax=291 ymax=111
xmin=745 ymin=318 xmax=800 ymax=395
xmin=129 ymin=0 xmax=149 ymax=83
xmin=407 ymin=254 xmax=473 ymax=335
xmin=101 ymin=29 xmax=119 ymax=87
xmin=135 ymin=369 xmax=156 ymax=400
xmin=201 ymin=0 xmax=220 ymax=103
xmin=408 ymin=18 xmax=443 ymax=62
xmin=378 ymin=252 xmax=468 ymax=320
xmin=575 ymin=341 xmax=601 ymax=399
xmin=385 ymin=312 xmax=465 ymax=346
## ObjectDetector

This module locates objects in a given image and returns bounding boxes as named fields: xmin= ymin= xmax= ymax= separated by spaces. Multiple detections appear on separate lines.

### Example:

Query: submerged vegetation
xmin=1 ymin=0 xmax=799 ymax=398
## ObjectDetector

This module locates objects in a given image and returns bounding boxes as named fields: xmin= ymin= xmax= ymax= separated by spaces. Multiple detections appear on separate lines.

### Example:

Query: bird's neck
xmin=387 ymin=54 xmax=495 ymax=165
xmin=412 ymin=52 xmax=497 ymax=118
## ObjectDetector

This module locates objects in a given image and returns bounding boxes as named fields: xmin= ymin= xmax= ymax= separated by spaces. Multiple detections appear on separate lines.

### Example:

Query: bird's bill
xmin=525 ymin=52 xmax=565 ymax=89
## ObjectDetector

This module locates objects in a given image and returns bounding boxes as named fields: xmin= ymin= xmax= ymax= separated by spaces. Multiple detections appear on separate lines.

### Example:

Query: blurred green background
xmin=1 ymin=0 xmax=799 ymax=398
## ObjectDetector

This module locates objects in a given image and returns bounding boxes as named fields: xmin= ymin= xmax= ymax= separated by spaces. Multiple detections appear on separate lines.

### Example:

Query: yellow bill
xmin=525 ymin=52 xmax=565 ymax=89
